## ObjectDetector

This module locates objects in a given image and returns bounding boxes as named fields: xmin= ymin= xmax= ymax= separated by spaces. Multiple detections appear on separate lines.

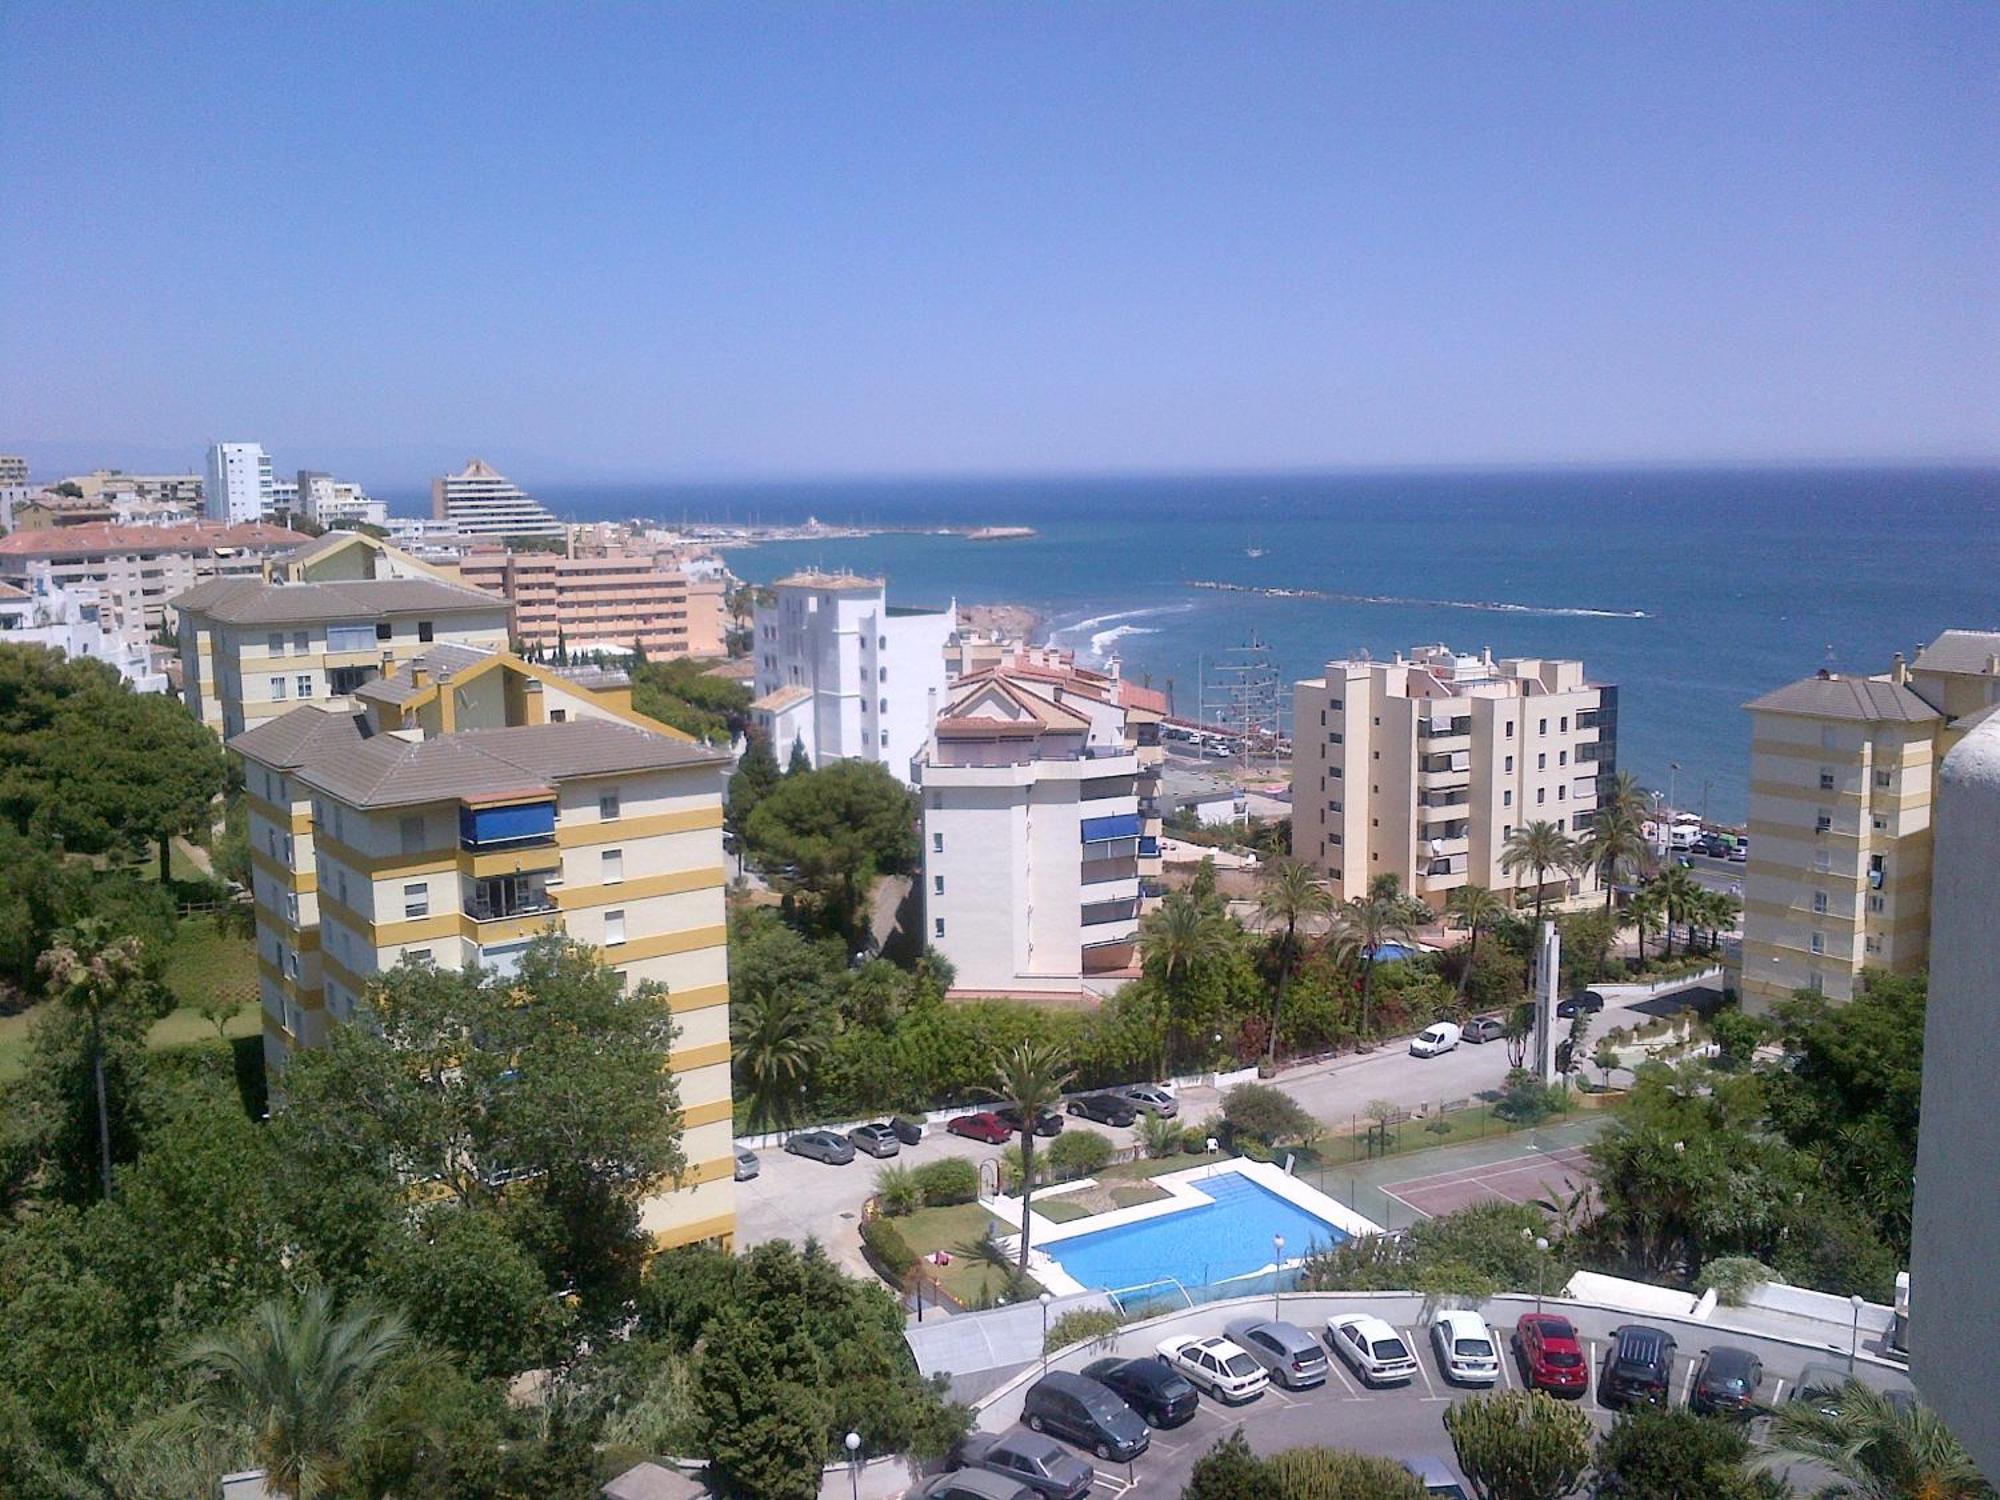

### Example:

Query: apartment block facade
xmin=0 ymin=520 xmax=302 ymax=642
xmin=205 ymin=442 xmax=275 ymax=523
xmin=297 ymin=471 xmax=386 ymax=529
xmin=458 ymin=548 xmax=727 ymax=659
xmin=231 ymin=651 xmax=737 ymax=1252
xmin=431 ymin=458 xmax=564 ymax=538
xmin=1740 ymin=631 xmax=2000 ymax=1009
xmin=1292 ymin=645 xmax=1616 ymax=911
xmin=749 ymin=571 xmax=954 ymax=786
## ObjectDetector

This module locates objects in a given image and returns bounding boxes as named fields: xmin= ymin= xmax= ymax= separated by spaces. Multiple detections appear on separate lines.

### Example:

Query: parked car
xmin=1462 ymin=1015 xmax=1506 ymax=1044
xmin=1513 ymin=1314 xmax=1590 ymax=1396
xmin=1400 ymin=1457 xmax=1472 ymax=1498
xmin=1020 ymin=1371 xmax=1151 ymax=1461
xmin=890 ymin=1116 xmax=925 ymax=1145
xmin=947 ymin=1112 xmax=1015 ymax=1144
xmin=1117 ymin=1084 xmax=1179 ymax=1117
xmin=783 ymin=1130 xmax=855 ymax=1165
xmin=1729 ymin=839 xmax=1748 ymax=862
xmin=1556 ymin=991 xmax=1605 ymax=1018
xmin=1066 ymin=1093 xmax=1138 ymax=1127
xmin=1429 ymin=1309 xmax=1500 ymax=1385
xmin=907 ymin=1472 xmax=1036 ymax=1500
xmin=1155 ymin=1335 xmax=1269 ymax=1404
xmin=1326 ymin=1314 xmax=1419 ymax=1386
xmin=1791 ymin=1363 xmax=1860 ymax=1418
xmin=847 ymin=1122 xmax=903 ymax=1158
xmin=1410 ymin=1021 xmax=1461 ymax=1058
xmin=1079 ymin=1357 xmax=1199 ymax=1428
xmin=1223 ymin=1317 xmax=1329 ymax=1389
xmin=956 ymin=1432 xmax=1092 ymax=1500
xmin=1600 ymin=1324 xmax=1678 ymax=1408
xmin=996 ymin=1104 xmax=1064 ymax=1137
xmin=1690 ymin=1345 xmax=1764 ymax=1417
xmin=732 ymin=1145 xmax=760 ymax=1181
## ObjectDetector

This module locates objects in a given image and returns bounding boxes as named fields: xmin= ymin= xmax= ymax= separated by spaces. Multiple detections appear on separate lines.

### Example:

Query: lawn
xmin=894 ymin=1201 xmax=1037 ymax=1306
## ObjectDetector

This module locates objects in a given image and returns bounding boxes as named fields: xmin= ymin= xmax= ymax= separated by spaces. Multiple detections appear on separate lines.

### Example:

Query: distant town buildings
xmin=297 ymin=470 xmax=386 ymax=529
xmin=458 ymin=547 xmax=726 ymax=660
xmin=1292 ymin=645 xmax=1617 ymax=911
xmin=173 ymin=531 xmax=510 ymax=737
xmin=431 ymin=458 xmax=564 ymax=538
xmin=0 ymin=455 xmax=27 ymax=487
xmin=916 ymin=658 xmax=1166 ymax=995
xmin=205 ymin=442 xmax=276 ymax=524
xmin=1740 ymin=631 xmax=2000 ymax=1008
xmin=749 ymin=571 xmax=954 ymax=785
xmin=0 ymin=576 xmax=171 ymax=691
xmin=229 ymin=647 xmax=736 ymax=1252
xmin=64 ymin=468 xmax=205 ymax=509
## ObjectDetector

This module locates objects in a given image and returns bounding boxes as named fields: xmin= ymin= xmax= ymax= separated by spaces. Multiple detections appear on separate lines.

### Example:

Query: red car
xmin=1513 ymin=1314 xmax=1590 ymax=1396
xmin=946 ymin=1111 xmax=1013 ymax=1144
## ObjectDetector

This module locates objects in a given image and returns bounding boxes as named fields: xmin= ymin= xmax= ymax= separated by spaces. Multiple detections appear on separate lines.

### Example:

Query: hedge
xmin=861 ymin=1215 xmax=918 ymax=1280
xmin=911 ymin=1157 xmax=980 ymax=1207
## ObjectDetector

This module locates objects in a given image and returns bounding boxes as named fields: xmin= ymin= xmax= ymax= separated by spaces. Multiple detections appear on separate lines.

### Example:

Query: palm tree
xmin=1330 ymin=890 xmax=1417 ymax=1040
xmin=1255 ymin=858 xmax=1332 ymax=1065
xmin=1138 ymin=891 xmax=1232 ymax=1077
xmin=1501 ymin=820 xmax=1577 ymax=929
xmin=1444 ymin=884 xmax=1508 ymax=1003
xmin=1583 ymin=806 xmax=1651 ymax=915
xmin=172 ymin=1288 xmax=422 ymax=1500
xmin=1601 ymin=771 xmax=1650 ymax=825
xmin=1630 ymin=883 xmax=1666 ymax=964
xmin=729 ymin=988 xmax=828 ymax=1131
xmin=1650 ymin=864 xmax=1703 ymax=958
xmin=1766 ymin=1380 xmax=1993 ymax=1500
xmin=38 ymin=916 xmax=146 ymax=1201
xmin=986 ymin=1040 xmax=1076 ymax=1270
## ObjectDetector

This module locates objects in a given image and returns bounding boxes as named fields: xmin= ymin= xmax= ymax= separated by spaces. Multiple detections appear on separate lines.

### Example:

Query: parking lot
xmin=965 ymin=1292 xmax=1915 ymax=1496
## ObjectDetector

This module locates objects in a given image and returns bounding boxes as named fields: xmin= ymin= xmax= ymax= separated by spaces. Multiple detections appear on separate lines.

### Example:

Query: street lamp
xmin=1848 ymin=1293 xmax=1865 ymax=1372
xmin=1534 ymin=1236 xmax=1550 ymax=1314
xmin=1039 ymin=1291 xmax=1053 ymax=1373
xmin=1272 ymin=1234 xmax=1285 ymax=1318
xmin=844 ymin=1432 xmax=861 ymax=1500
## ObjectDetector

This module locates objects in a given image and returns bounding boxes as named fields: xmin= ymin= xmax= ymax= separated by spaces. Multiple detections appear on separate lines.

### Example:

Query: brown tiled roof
xmin=1911 ymin=629 xmax=2000 ymax=677
xmin=0 ymin=521 xmax=302 ymax=558
xmin=171 ymin=575 xmax=505 ymax=625
xmin=751 ymin=683 xmax=811 ymax=713
xmin=1745 ymin=673 xmax=1942 ymax=724
xmin=228 ymin=705 xmax=371 ymax=770
xmin=353 ymin=643 xmax=499 ymax=707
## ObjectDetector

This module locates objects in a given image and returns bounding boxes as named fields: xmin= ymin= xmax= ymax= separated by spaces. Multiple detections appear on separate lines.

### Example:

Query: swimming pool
xmin=1043 ymin=1172 xmax=1352 ymax=1292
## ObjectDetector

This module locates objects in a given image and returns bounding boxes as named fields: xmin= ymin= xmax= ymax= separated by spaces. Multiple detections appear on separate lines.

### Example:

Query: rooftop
xmin=1911 ymin=628 xmax=2000 ymax=678
xmin=1745 ymin=671 xmax=1943 ymax=724
xmin=771 ymin=569 xmax=883 ymax=591
xmin=0 ymin=521 xmax=302 ymax=559
xmin=750 ymin=683 xmax=811 ymax=714
xmin=171 ymin=574 xmax=505 ymax=626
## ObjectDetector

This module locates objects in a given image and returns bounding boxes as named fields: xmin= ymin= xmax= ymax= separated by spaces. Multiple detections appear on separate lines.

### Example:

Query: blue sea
xmin=384 ymin=467 xmax=1999 ymax=822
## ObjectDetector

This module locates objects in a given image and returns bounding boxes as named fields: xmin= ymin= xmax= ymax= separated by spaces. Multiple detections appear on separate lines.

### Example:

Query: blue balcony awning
xmin=460 ymin=800 xmax=556 ymax=848
xmin=1081 ymin=813 xmax=1142 ymax=843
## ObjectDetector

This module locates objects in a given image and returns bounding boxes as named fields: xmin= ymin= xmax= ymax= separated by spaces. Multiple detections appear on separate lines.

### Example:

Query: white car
xmin=1410 ymin=1021 xmax=1461 ymax=1058
xmin=1155 ymin=1335 xmax=1269 ymax=1404
xmin=1326 ymin=1314 xmax=1419 ymax=1385
xmin=1429 ymin=1308 xmax=1500 ymax=1385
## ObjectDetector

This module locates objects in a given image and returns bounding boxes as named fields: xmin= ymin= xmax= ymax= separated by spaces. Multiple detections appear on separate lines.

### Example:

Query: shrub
xmin=860 ymin=1215 xmax=918 ymax=1280
xmin=874 ymin=1164 xmax=920 ymax=1217
xmin=1043 ymin=1306 xmax=1121 ymax=1355
xmin=1000 ymin=1143 xmax=1044 ymax=1191
xmin=1138 ymin=1113 xmax=1184 ymax=1159
xmin=1494 ymin=1071 xmax=1569 ymax=1125
xmin=1047 ymin=1128 xmax=1114 ymax=1180
xmin=1222 ymin=1082 xmax=1318 ymax=1146
xmin=1696 ymin=1256 xmax=1777 ymax=1307
xmin=911 ymin=1157 xmax=979 ymax=1207
xmin=1265 ymin=1445 xmax=1425 ymax=1499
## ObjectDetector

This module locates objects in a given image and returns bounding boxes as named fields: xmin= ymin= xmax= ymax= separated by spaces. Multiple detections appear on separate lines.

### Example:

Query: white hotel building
xmin=205 ymin=442 xmax=276 ymax=524
xmin=431 ymin=458 xmax=565 ymax=539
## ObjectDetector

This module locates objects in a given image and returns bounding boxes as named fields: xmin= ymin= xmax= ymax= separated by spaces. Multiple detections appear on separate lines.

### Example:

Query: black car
xmin=1690 ymin=1345 xmax=1763 ymax=1417
xmin=1080 ymin=1357 xmax=1199 ymax=1428
xmin=1066 ymin=1093 xmax=1138 ymax=1127
xmin=1556 ymin=991 xmax=1605 ymax=1019
xmin=1020 ymin=1371 xmax=1150 ymax=1461
xmin=956 ymin=1432 xmax=1093 ymax=1500
xmin=1601 ymin=1325 xmax=1677 ymax=1408
xmin=996 ymin=1104 xmax=1065 ymax=1137
xmin=1696 ymin=834 xmax=1735 ymax=859
xmin=890 ymin=1116 xmax=925 ymax=1145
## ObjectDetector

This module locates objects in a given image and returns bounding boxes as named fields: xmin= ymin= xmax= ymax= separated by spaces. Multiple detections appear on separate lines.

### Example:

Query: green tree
xmin=1592 ymin=1406 xmax=1786 ymax=1499
xmin=1447 ymin=884 xmax=1510 ymax=1003
xmin=1766 ymin=1380 xmax=1994 ymax=1500
xmin=1329 ymin=887 xmax=1417 ymax=1038
xmin=1647 ymin=865 xmax=1703 ymax=958
xmin=37 ymin=916 xmax=150 ymax=1201
xmin=695 ymin=1305 xmax=831 ymax=1500
xmin=1502 ymin=821 xmax=1577 ymax=930
xmin=1184 ymin=1430 xmax=1275 ymax=1500
xmin=987 ymin=1039 xmax=1076 ymax=1268
xmin=786 ymin=736 xmax=812 ymax=776
xmin=1444 ymin=1388 xmax=1593 ymax=1500
xmin=744 ymin=759 xmax=917 ymax=940
xmin=1221 ymin=1081 xmax=1317 ymax=1147
xmin=727 ymin=730 xmax=782 ymax=838
xmin=731 ymin=987 xmax=830 ymax=1130
xmin=368 ymin=1207 xmax=561 ymax=1381
xmin=1137 ymin=889 xmax=1234 ymax=1075
xmin=1583 ymin=806 xmax=1651 ymax=916
xmin=1266 ymin=1445 xmax=1427 ymax=1498
xmin=1256 ymin=857 xmax=1333 ymax=1065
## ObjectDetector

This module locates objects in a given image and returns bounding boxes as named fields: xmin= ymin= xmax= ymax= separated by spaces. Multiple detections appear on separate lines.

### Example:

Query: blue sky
xmin=3 ymin=2 xmax=1995 ymax=486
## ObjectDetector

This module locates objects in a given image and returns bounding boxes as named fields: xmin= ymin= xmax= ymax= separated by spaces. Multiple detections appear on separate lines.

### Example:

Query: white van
xmin=1410 ymin=1021 xmax=1461 ymax=1058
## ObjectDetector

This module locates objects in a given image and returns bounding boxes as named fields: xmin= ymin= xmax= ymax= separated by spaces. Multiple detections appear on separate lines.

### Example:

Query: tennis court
xmin=1379 ymin=1142 xmax=1595 ymax=1220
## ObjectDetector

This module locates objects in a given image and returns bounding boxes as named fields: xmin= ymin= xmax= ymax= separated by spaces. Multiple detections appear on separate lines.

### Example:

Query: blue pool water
xmin=1046 ymin=1173 xmax=1350 ymax=1292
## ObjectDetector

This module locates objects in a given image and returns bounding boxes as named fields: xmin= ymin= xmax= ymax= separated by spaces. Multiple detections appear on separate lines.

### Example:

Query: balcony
xmin=459 ymin=798 xmax=557 ymax=852
xmin=1419 ymin=716 xmax=1472 ymax=741
xmin=1139 ymin=877 xmax=1167 ymax=899
xmin=1137 ymin=797 xmax=1162 ymax=819
xmin=1082 ymin=897 xmax=1141 ymax=927
xmin=1138 ymin=835 xmax=1160 ymax=858
xmin=466 ymin=875 xmax=558 ymax=923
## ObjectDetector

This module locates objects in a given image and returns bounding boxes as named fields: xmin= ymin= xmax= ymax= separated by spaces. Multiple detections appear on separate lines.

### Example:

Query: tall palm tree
xmin=1583 ymin=806 xmax=1650 ymax=915
xmin=1766 ymin=1380 xmax=1993 ymax=1500
xmin=38 ymin=916 xmax=146 ymax=1201
xmin=730 ymin=987 xmax=828 ymax=1131
xmin=1444 ymin=884 xmax=1508 ymax=1002
xmin=1139 ymin=891 xmax=1231 ymax=1076
xmin=1501 ymin=821 xmax=1578 ymax=930
xmin=1630 ymin=883 xmax=1666 ymax=964
xmin=172 ymin=1288 xmax=422 ymax=1500
xmin=1650 ymin=864 xmax=1703 ymax=958
xmin=1255 ymin=858 xmax=1332 ymax=1065
xmin=1601 ymin=771 xmax=1650 ymax=825
xmin=986 ymin=1040 xmax=1076 ymax=1270
xmin=1330 ymin=890 xmax=1417 ymax=1040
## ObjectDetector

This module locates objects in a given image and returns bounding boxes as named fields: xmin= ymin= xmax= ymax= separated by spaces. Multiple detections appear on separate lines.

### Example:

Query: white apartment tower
xmin=1292 ymin=645 xmax=1617 ymax=911
xmin=299 ymin=471 xmax=387 ymax=529
xmin=205 ymin=442 xmax=275 ymax=523
xmin=430 ymin=458 xmax=564 ymax=538
xmin=749 ymin=571 xmax=954 ymax=786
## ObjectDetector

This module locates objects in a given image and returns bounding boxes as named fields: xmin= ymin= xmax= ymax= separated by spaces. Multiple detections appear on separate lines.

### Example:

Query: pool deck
xmin=991 ymin=1158 xmax=1384 ymax=1297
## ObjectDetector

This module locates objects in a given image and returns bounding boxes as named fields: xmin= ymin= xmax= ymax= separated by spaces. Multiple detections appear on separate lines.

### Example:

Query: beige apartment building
xmin=1292 ymin=645 xmax=1617 ymax=911
xmin=174 ymin=531 xmax=509 ymax=737
xmin=232 ymin=647 xmax=736 ymax=1252
xmin=1740 ymin=630 xmax=2000 ymax=1009
xmin=458 ymin=548 xmax=726 ymax=659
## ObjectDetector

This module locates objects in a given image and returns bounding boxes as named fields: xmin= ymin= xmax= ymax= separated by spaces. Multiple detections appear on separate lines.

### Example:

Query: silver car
xmin=1118 ymin=1083 xmax=1179 ymax=1117
xmin=732 ymin=1145 xmax=760 ymax=1181
xmin=1223 ymin=1317 xmax=1328 ymax=1388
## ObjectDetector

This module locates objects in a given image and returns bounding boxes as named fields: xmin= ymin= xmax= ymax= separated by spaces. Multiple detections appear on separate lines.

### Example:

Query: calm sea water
xmin=387 ymin=467 xmax=2000 ymax=822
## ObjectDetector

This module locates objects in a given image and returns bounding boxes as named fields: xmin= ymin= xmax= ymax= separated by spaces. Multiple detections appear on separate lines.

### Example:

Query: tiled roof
xmin=228 ymin=705 xmax=371 ymax=770
xmin=0 ymin=521 xmax=302 ymax=558
xmin=171 ymin=575 xmax=505 ymax=625
xmin=1912 ymin=629 xmax=2000 ymax=677
xmin=353 ymin=643 xmax=499 ymax=707
xmin=1745 ymin=673 xmax=1942 ymax=724
xmin=751 ymin=683 xmax=811 ymax=713
xmin=771 ymin=570 xmax=882 ymax=591
xmin=939 ymin=673 xmax=1093 ymax=733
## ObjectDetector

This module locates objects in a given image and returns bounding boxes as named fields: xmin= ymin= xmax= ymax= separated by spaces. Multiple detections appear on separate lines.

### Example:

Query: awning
xmin=1080 ymin=813 xmax=1142 ymax=842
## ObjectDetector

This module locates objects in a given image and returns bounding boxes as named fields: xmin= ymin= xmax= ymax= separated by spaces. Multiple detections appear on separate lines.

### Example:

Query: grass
xmin=1298 ymin=1099 xmax=1560 ymax=1167
xmin=1109 ymin=1149 xmax=1229 ymax=1180
xmin=895 ymin=1201 xmax=1038 ymax=1305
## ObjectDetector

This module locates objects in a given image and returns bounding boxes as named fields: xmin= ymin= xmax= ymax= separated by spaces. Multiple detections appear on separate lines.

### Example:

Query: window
xmin=376 ymin=621 xmax=393 ymax=641
xmin=1536 ymin=753 xmax=1546 ymax=770
xmin=932 ymin=832 xmax=943 ymax=853
xmin=1807 ymin=971 xmax=1825 ymax=994
xmin=1810 ymin=931 xmax=1825 ymax=955
xmin=1328 ymin=732 xmax=1343 ymax=744
xmin=1505 ymin=720 xmax=1515 ymax=739
xmin=1558 ymin=750 xmax=1567 ymax=766
xmin=1868 ymin=893 xmax=1886 ymax=913
xmin=327 ymin=622 xmax=373 ymax=653
xmin=1813 ymin=890 xmax=1828 ymax=914
xmin=1330 ymin=765 xmax=1342 ymax=779
xmin=1538 ymin=717 xmax=1548 ymax=735
xmin=601 ymin=848 xmax=623 ymax=883
xmin=1327 ymin=799 xmax=1342 ymax=813
xmin=268 ymin=631 xmax=284 ymax=656
xmin=1819 ymin=769 xmax=1835 ymax=791
xmin=1504 ymin=755 xmax=1514 ymax=773
xmin=1874 ymin=770 xmax=1893 ymax=789
xmin=1330 ymin=697 xmax=1343 ymax=710
xmin=933 ymin=917 xmax=945 ymax=938
xmin=1503 ymin=824 xmax=1513 ymax=840
xmin=1560 ymin=715 xmax=1569 ymax=732
xmin=879 ymin=698 xmax=888 ymax=713
xmin=272 ymin=676 xmax=288 ymax=700
xmin=1536 ymin=788 xmax=1546 ymax=805
xmin=1864 ymin=935 xmax=1882 ymax=955
xmin=599 ymin=791 xmax=620 ymax=820
xmin=1813 ymin=848 xmax=1831 ymax=873
xmin=293 ymin=630 xmax=308 ymax=653
xmin=1815 ymin=810 xmax=1832 ymax=833
xmin=1503 ymin=790 xmax=1513 ymax=807
xmin=879 ymin=730 xmax=888 ymax=747
xmin=604 ymin=910 xmax=626 ymax=946
xmin=418 ymin=620 xmax=434 ymax=643
xmin=1872 ymin=816 xmax=1887 ymax=831
xmin=296 ymin=674 xmax=313 ymax=698
xmin=1329 ymin=832 xmax=1343 ymax=845
xmin=879 ymin=666 xmax=887 ymax=682
xmin=406 ymin=946 xmax=432 ymax=965
xmin=933 ymin=875 xmax=944 ymax=895
xmin=549 ymin=708 xmax=566 ymax=722
xmin=399 ymin=815 xmax=424 ymax=853
xmin=284 ymin=892 xmax=299 ymax=923
xmin=403 ymin=882 xmax=429 ymax=919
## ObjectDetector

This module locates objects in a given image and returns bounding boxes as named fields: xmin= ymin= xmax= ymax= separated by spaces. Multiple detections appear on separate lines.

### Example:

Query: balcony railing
xmin=1081 ymin=897 xmax=1141 ymax=927
xmin=1138 ymin=877 xmax=1167 ymax=899
xmin=466 ymin=890 xmax=558 ymax=922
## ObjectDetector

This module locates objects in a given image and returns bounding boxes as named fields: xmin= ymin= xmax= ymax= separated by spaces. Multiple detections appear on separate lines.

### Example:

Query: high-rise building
xmin=0 ymin=455 xmax=29 ymax=486
xmin=1292 ymin=645 xmax=1617 ymax=911
xmin=458 ymin=548 xmax=727 ymax=660
xmin=430 ymin=458 xmax=564 ymax=538
xmin=205 ymin=442 xmax=275 ymax=523
xmin=749 ymin=571 xmax=954 ymax=785
xmin=1739 ymin=631 xmax=2000 ymax=1008
xmin=297 ymin=471 xmax=387 ymax=529
xmin=230 ymin=651 xmax=736 ymax=1252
